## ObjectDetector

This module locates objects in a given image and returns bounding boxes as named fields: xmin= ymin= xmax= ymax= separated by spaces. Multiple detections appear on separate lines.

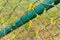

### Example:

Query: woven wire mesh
xmin=0 ymin=0 xmax=60 ymax=40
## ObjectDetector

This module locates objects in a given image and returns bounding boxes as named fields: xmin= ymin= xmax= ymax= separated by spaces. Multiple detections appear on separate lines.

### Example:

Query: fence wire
xmin=0 ymin=0 xmax=60 ymax=40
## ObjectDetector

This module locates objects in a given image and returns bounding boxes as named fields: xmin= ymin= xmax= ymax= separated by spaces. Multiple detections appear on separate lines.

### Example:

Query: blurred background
xmin=0 ymin=0 xmax=60 ymax=40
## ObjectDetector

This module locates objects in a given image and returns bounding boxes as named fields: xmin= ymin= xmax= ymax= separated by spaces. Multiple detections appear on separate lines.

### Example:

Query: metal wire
xmin=0 ymin=0 xmax=60 ymax=40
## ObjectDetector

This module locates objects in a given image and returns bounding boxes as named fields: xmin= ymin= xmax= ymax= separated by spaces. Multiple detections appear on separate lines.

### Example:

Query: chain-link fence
xmin=0 ymin=0 xmax=60 ymax=40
